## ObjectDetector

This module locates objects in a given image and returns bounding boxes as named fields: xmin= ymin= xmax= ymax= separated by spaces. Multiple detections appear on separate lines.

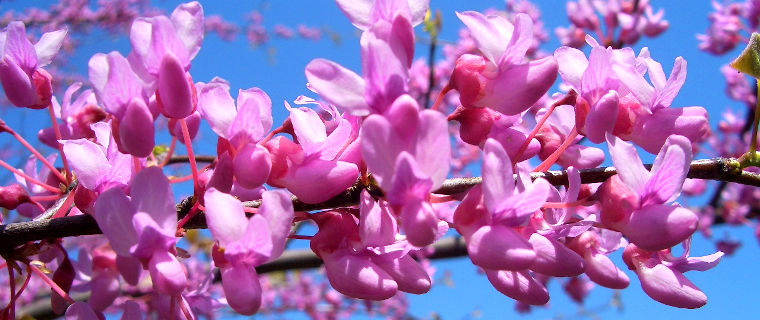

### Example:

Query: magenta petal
xmin=323 ymin=250 xmax=398 ymax=300
xmin=482 ymin=138 xmax=514 ymax=214
xmin=485 ymin=269 xmax=549 ymax=305
xmin=305 ymin=59 xmax=368 ymax=115
xmin=116 ymin=255 xmax=142 ymax=286
xmin=93 ymin=188 xmax=137 ymax=257
xmin=606 ymin=133 xmax=649 ymax=193
xmin=208 ymin=152 xmax=233 ymax=193
xmin=400 ymin=200 xmax=439 ymax=247
xmin=283 ymin=159 xmax=358 ymax=204
xmin=119 ymin=300 xmax=143 ymax=320
xmin=387 ymin=152 xmax=433 ymax=205
xmin=0 ymin=57 xmax=37 ymax=107
xmin=61 ymin=139 xmax=108 ymax=190
xmin=65 ymin=301 xmax=100 ymax=320
xmin=4 ymin=22 xmax=37 ymax=72
xmin=636 ymin=261 xmax=707 ymax=309
xmin=468 ymin=225 xmax=535 ymax=270
xmin=87 ymin=272 xmax=120 ymax=312
xmin=233 ymin=143 xmax=271 ymax=189
xmin=630 ymin=107 xmax=709 ymax=154
xmin=360 ymin=190 xmax=396 ymax=247
xmin=258 ymin=189 xmax=294 ymax=260
xmin=528 ymin=233 xmax=585 ymax=277
xmin=230 ymin=87 xmax=272 ymax=144
xmin=148 ymin=250 xmax=187 ymax=295
xmin=88 ymin=52 xmax=143 ymax=119
xmin=157 ymin=52 xmax=193 ymax=119
xmin=416 ymin=110 xmax=450 ymax=188
xmin=203 ymin=188 xmax=247 ymax=246
xmin=221 ymin=265 xmax=262 ymax=315
xmin=289 ymin=106 xmax=327 ymax=155
xmin=119 ymin=98 xmax=155 ymax=157
xmin=373 ymin=254 xmax=431 ymax=294
xmin=643 ymin=134 xmax=692 ymax=205
xmin=479 ymin=56 xmax=558 ymax=115
xmin=197 ymin=78 xmax=235 ymax=139
xmin=584 ymin=91 xmax=619 ymax=143
xmin=583 ymin=251 xmax=630 ymax=289
xmin=623 ymin=205 xmax=697 ymax=251
xmin=500 ymin=13 xmax=534 ymax=66
xmin=130 ymin=166 xmax=176 ymax=233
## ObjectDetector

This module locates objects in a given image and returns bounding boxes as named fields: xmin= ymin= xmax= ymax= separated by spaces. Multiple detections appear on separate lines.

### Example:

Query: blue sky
xmin=1 ymin=0 xmax=758 ymax=319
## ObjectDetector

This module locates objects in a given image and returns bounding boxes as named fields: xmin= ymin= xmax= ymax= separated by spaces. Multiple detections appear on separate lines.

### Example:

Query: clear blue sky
xmin=1 ymin=1 xmax=757 ymax=319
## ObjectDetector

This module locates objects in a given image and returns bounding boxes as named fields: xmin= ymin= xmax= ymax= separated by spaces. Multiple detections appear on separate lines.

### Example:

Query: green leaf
xmin=730 ymin=32 xmax=760 ymax=79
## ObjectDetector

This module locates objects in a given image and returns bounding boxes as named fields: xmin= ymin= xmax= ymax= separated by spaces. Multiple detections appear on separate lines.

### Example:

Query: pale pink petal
xmin=482 ymin=138 xmax=514 ymax=214
xmin=584 ymin=91 xmax=619 ymax=143
xmin=229 ymin=87 xmax=272 ymax=144
xmin=335 ymin=0 xmax=373 ymax=29
xmin=203 ymin=188 xmax=247 ymax=246
xmin=399 ymin=200 xmax=438 ymax=247
xmin=282 ymin=159 xmax=358 ymax=204
xmin=643 ymin=134 xmax=692 ymax=205
xmin=87 ymin=273 xmax=119 ymax=312
xmin=477 ymin=56 xmax=558 ymax=115
xmin=500 ymin=13 xmax=534 ymax=66
xmin=34 ymin=28 xmax=67 ymax=67
xmin=3 ymin=22 xmax=36 ymax=73
xmin=528 ymin=233 xmax=585 ymax=277
xmin=289 ymin=106 xmax=327 ymax=155
xmin=584 ymin=251 xmax=630 ymax=289
xmin=606 ymin=133 xmax=649 ymax=194
xmin=258 ymin=189 xmax=294 ymax=260
xmin=653 ymin=57 xmax=686 ymax=109
xmin=305 ymin=59 xmax=369 ymax=115
xmin=130 ymin=166 xmax=175 ymax=232
xmin=456 ymin=11 xmax=512 ymax=64
xmin=148 ymin=250 xmax=187 ymax=295
xmin=554 ymin=46 xmax=589 ymax=89
xmin=197 ymin=78 xmax=236 ymax=139
xmin=62 ymin=139 xmax=108 ymax=190
xmin=360 ymin=190 xmax=396 ymax=247
xmin=170 ymin=1 xmax=204 ymax=60
xmin=233 ymin=143 xmax=271 ymax=189
xmin=319 ymin=118 xmax=353 ymax=160
xmin=416 ymin=110 xmax=450 ymax=189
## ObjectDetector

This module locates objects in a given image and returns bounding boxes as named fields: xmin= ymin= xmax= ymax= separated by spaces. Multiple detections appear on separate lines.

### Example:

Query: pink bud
xmin=233 ymin=144 xmax=271 ymax=189
xmin=221 ymin=265 xmax=263 ymax=315
xmin=119 ymin=98 xmax=155 ymax=157
xmin=0 ymin=184 xmax=30 ymax=210
xmin=448 ymin=106 xmax=494 ymax=145
xmin=467 ymin=224 xmax=536 ymax=270
xmin=157 ymin=53 xmax=195 ymax=119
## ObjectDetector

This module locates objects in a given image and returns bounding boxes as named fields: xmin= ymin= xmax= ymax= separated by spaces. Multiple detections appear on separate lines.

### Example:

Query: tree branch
xmin=1 ymin=157 xmax=757 ymax=254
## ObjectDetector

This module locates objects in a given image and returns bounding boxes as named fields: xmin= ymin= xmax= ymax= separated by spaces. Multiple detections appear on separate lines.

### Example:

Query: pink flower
xmin=599 ymin=134 xmax=698 ymax=251
xmin=0 ymin=21 xmax=66 ymax=109
xmin=448 ymin=11 xmax=558 ymax=115
xmin=204 ymin=188 xmax=293 ymax=315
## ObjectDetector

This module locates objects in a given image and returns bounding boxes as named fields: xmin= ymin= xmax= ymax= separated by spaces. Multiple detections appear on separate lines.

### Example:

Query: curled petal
xmin=528 ymin=233 xmax=585 ymax=277
xmin=468 ymin=225 xmax=535 ymax=270
xmin=118 ymin=98 xmax=154 ymax=157
xmin=305 ymin=59 xmax=368 ymax=115
xmin=485 ymin=269 xmax=549 ymax=305
xmin=636 ymin=260 xmax=707 ymax=309
xmin=373 ymin=254 xmax=431 ymax=294
xmin=221 ymin=265 xmax=262 ymax=315
xmin=203 ymin=188 xmax=247 ymax=246
xmin=623 ymin=205 xmax=698 ymax=252
xmin=259 ymin=189 xmax=294 ymax=260
xmin=584 ymin=251 xmax=630 ymax=289
xmin=323 ymin=250 xmax=398 ymax=300
xmin=148 ymin=250 xmax=187 ymax=296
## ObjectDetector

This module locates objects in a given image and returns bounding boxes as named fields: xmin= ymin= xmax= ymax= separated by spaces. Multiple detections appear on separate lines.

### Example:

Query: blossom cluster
xmin=0 ymin=0 xmax=746 ymax=319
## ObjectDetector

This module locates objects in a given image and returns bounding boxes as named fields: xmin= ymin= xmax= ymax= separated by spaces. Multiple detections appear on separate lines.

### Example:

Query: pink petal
xmin=88 ymin=52 xmax=143 ymax=119
xmin=93 ymin=188 xmax=137 ymax=257
xmin=118 ymin=98 xmax=154 ymax=157
xmin=468 ymin=224 xmax=535 ymax=270
xmin=87 ymin=272 xmax=119 ymax=312
xmin=130 ymin=166 xmax=176 ymax=233
xmin=289 ymin=106 xmax=327 ymax=155
xmin=116 ymin=256 xmax=142 ymax=286
xmin=197 ymin=78 xmax=236 ymax=139
xmin=203 ymin=188 xmax=247 ymax=246
xmin=148 ymin=250 xmax=187 ymax=295
xmin=606 ymin=133 xmax=649 ymax=194
xmin=229 ymin=87 xmax=272 ymax=145
xmin=170 ymin=1 xmax=204 ymax=60
xmin=528 ymin=233 xmax=585 ymax=277
xmin=0 ymin=57 xmax=38 ymax=107
xmin=322 ymin=250 xmax=398 ymax=300
xmin=636 ymin=260 xmax=707 ymax=309
xmin=456 ymin=11 xmax=512 ymax=64
xmin=478 ymin=56 xmax=558 ymax=116
xmin=258 ymin=189 xmax=294 ymax=260
xmin=415 ymin=110 xmax=450 ymax=189
xmin=65 ymin=302 xmax=99 ymax=320
xmin=482 ymin=138 xmax=514 ymax=214
xmin=500 ymin=13 xmax=534 ymax=66
xmin=373 ymin=254 xmax=431 ymax=294
xmin=584 ymin=90 xmax=619 ymax=143
xmin=3 ymin=22 xmax=36 ymax=73
xmin=485 ymin=269 xmax=549 ymax=305
xmin=360 ymin=190 xmax=397 ymax=247
xmin=305 ymin=58 xmax=368 ymax=115
xmin=282 ymin=159 xmax=358 ymax=204
xmin=623 ymin=205 xmax=697 ymax=251
xmin=554 ymin=46 xmax=588 ymax=89
xmin=208 ymin=151 xmax=233 ymax=193
xmin=643 ymin=134 xmax=692 ymax=205
xmin=583 ymin=251 xmax=629 ymax=289
xmin=157 ymin=52 xmax=193 ymax=119
xmin=387 ymin=152 xmax=433 ymax=205
xmin=34 ymin=28 xmax=67 ymax=67
xmin=399 ymin=200 xmax=439 ymax=247
xmin=119 ymin=300 xmax=143 ymax=320
xmin=233 ymin=143 xmax=271 ymax=189
xmin=221 ymin=265 xmax=262 ymax=315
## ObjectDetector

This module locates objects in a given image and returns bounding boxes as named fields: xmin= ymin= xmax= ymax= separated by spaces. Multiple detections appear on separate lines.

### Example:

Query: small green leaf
xmin=730 ymin=32 xmax=760 ymax=79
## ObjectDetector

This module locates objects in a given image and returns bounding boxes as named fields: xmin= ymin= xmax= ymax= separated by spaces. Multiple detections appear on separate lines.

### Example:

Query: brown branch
xmin=1 ymin=157 xmax=757 ymax=254
xmin=165 ymin=155 xmax=217 ymax=165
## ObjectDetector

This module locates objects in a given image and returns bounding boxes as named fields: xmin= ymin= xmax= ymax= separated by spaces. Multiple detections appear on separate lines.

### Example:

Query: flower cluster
xmin=0 ymin=0 xmax=750 ymax=319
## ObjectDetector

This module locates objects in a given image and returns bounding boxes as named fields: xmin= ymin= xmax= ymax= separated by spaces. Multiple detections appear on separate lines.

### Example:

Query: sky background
xmin=1 ymin=0 xmax=758 ymax=319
